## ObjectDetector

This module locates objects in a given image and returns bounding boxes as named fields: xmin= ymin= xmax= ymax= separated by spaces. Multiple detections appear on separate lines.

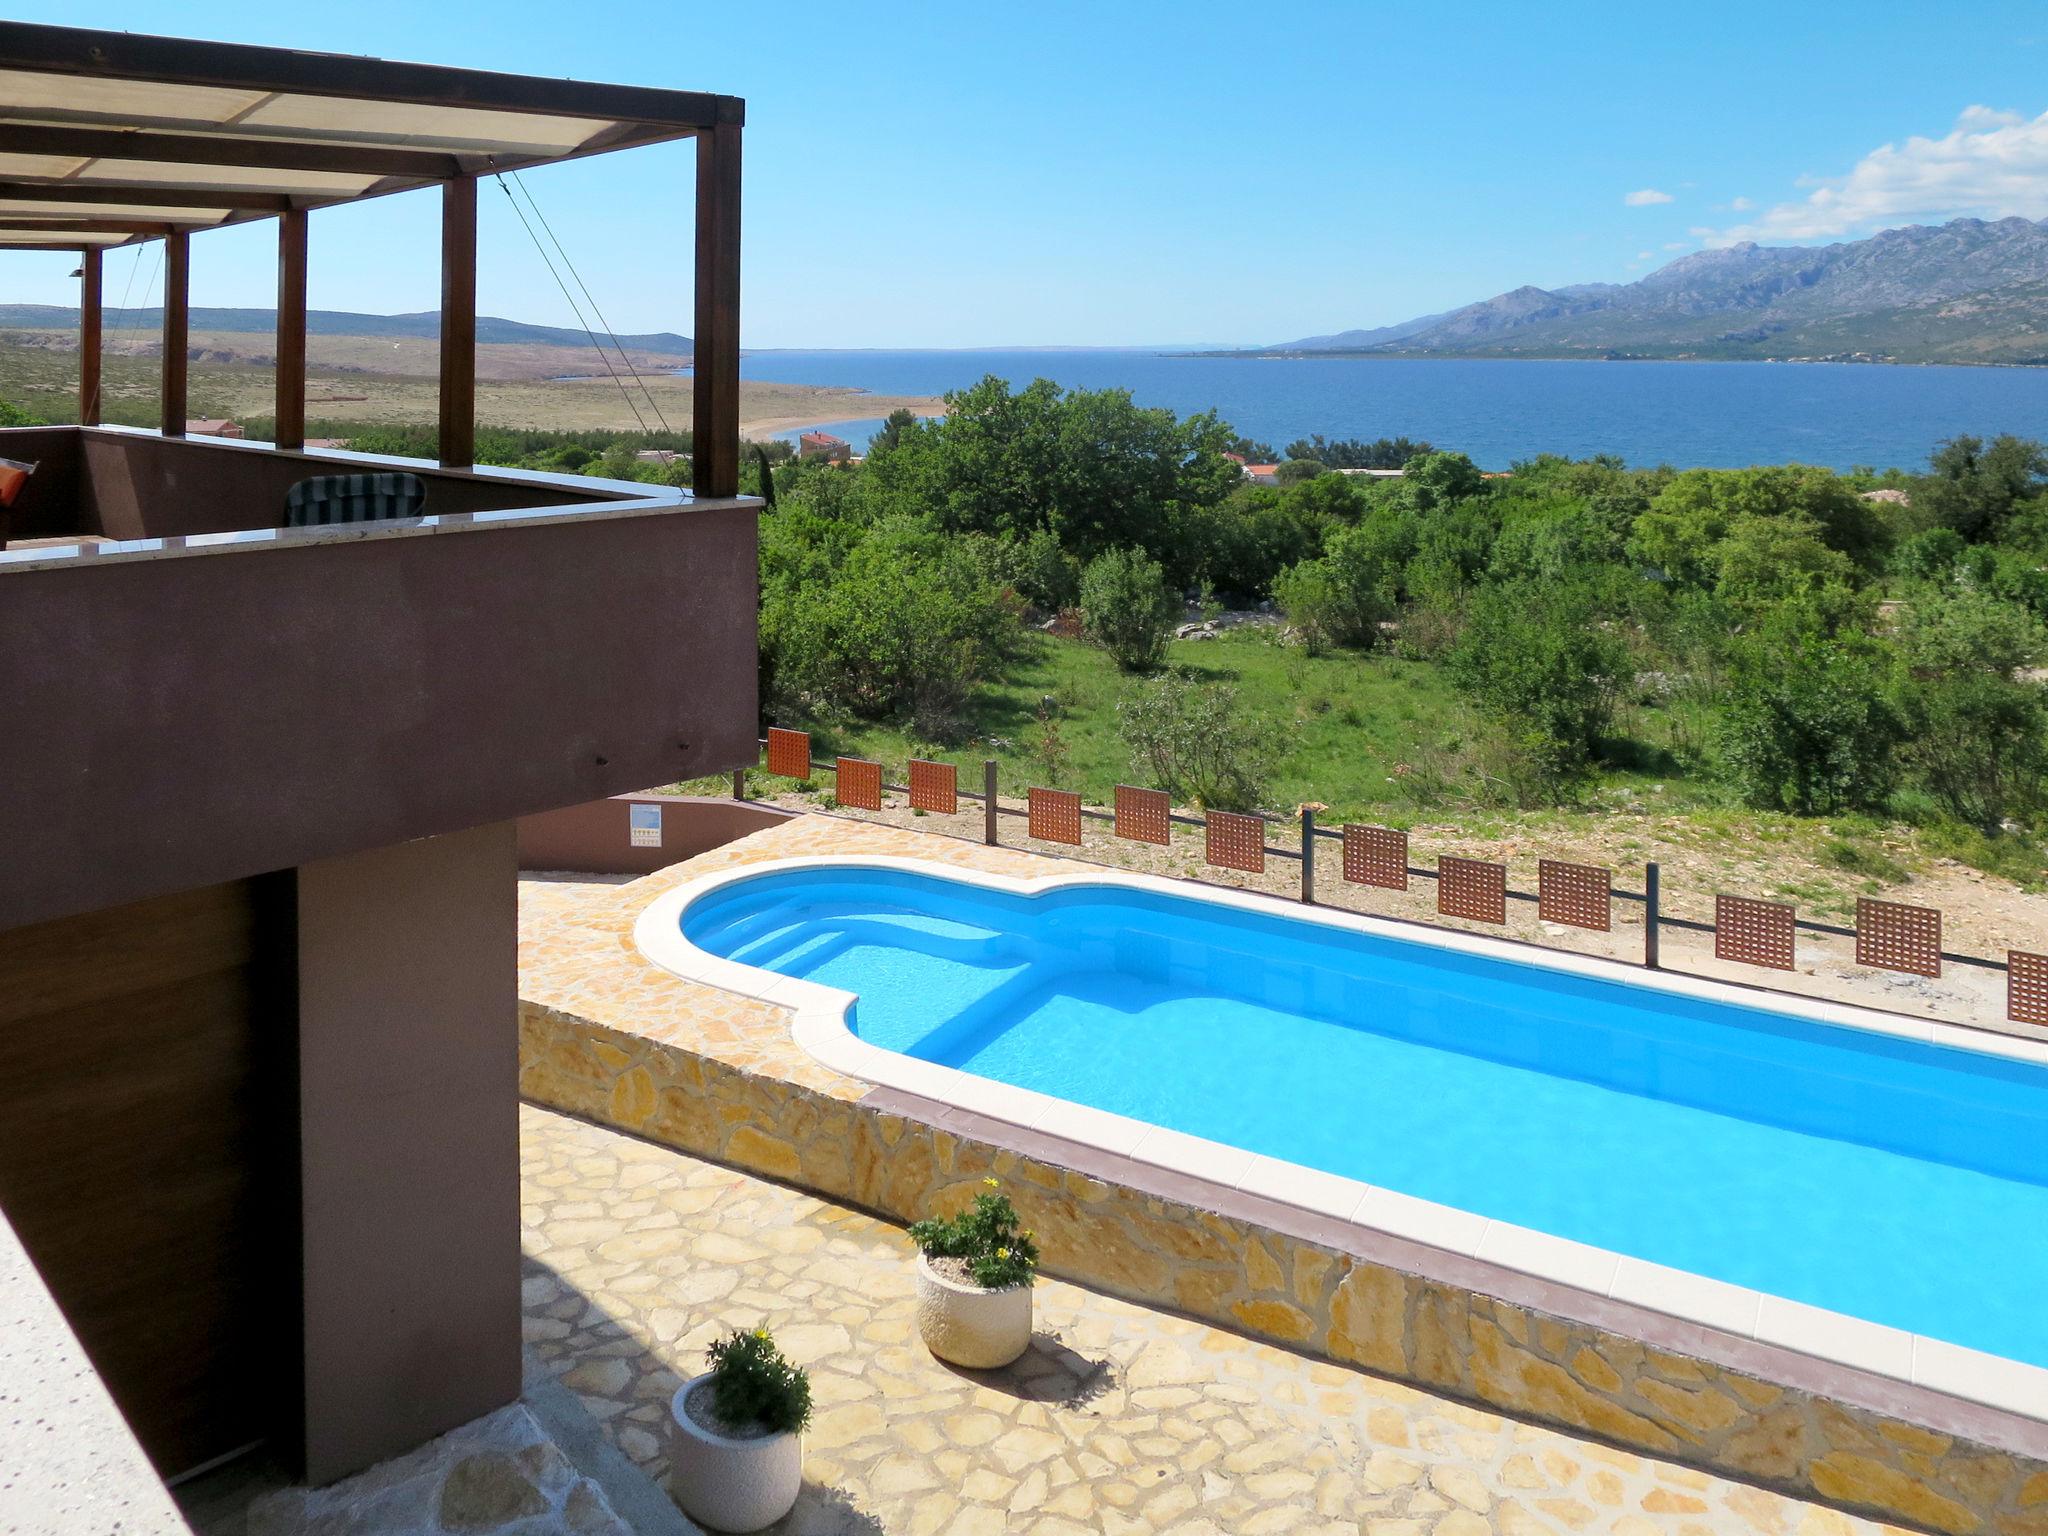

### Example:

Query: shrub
xmin=909 ymin=1178 xmax=1039 ymax=1290
xmin=1718 ymin=632 xmax=1903 ymax=815
xmin=1445 ymin=580 xmax=1629 ymax=796
xmin=765 ymin=523 xmax=1013 ymax=735
xmin=1079 ymin=547 xmax=1180 ymax=671
xmin=1274 ymin=458 xmax=1327 ymax=485
xmin=1272 ymin=522 xmax=1399 ymax=653
xmin=1897 ymin=673 xmax=2048 ymax=827
xmin=1117 ymin=672 xmax=1278 ymax=811
xmin=704 ymin=1326 xmax=812 ymax=1435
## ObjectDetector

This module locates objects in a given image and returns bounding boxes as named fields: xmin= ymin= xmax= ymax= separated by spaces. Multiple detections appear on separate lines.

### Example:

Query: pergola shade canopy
xmin=0 ymin=22 xmax=744 ymax=249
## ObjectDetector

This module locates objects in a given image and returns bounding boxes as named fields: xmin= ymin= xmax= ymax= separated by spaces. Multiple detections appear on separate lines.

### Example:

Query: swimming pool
xmin=641 ymin=857 xmax=2048 ymax=1396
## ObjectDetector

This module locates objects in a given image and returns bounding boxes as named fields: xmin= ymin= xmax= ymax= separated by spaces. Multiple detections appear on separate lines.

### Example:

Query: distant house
xmin=1335 ymin=467 xmax=1406 ymax=479
xmin=635 ymin=448 xmax=681 ymax=466
xmin=185 ymin=418 xmax=242 ymax=438
xmin=1222 ymin=451 xmax=1246 ymax=465
xmin=1861 ymin=487 xmax=1912 ymax=507
xmin=302 ymin=437 xmax=351 ymax=450
xmin=1243 ymin=462 xmax=1281 ymax=485
xmin=797 ymin=430 xmax=852 ymax=463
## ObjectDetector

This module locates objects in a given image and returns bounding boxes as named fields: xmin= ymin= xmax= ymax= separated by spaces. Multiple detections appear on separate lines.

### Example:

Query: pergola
xmin=0 ymin=21 xmax=743 ymax=494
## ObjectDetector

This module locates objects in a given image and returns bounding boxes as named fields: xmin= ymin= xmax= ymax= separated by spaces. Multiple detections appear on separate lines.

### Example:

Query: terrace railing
xmin=740 ymin=729 xmax=2041 ymax=1030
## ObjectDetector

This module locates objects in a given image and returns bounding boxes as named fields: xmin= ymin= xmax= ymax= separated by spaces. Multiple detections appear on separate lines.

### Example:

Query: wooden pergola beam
xmin=438 ymin=178 xmax=476 ymax=469
xmin=0 ymin=21 xmax=740 ymax=129
xmin=0 ymin=181 xmax=295 ymax=211
xmin=161 ymin=230 xmax=188 ymax=436
xmin=78 ymin=246 xmax=101 ymax=426
xmin=0 ymin=219 xmax=183 ymax=235
xmin=276 ymin=209 xmax=307 ymax=451
xmin=692 ymin=124 xmax=741 ymax=499
xmin=0 ymin=124 xmax=466 ymax=180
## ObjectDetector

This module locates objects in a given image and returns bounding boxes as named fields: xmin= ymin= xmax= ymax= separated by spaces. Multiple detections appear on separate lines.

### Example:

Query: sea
xmin=742 ymin=350 xmax=2048 ymax=473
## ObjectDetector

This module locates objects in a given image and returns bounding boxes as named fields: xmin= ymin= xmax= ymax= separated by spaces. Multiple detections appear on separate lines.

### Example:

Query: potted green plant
xmin=668 ymin=1326 xmax=811 ymax=1532
xmin=909 ymin=1178 xmax=1040 ymax=1368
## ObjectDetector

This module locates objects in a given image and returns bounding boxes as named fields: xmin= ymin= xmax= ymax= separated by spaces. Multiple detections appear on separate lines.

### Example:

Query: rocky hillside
xmin=1275 ymin=217 xmax=2048 ymax=364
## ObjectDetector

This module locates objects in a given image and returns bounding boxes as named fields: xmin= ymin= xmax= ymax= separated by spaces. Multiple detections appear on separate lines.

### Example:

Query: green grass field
xmin=734 ymin=628 xmax=1710 ymax=828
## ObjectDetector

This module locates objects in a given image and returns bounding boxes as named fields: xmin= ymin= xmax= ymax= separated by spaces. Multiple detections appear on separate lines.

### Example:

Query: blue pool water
xmin=683 ymin=866 xmax=2048 ymax=1366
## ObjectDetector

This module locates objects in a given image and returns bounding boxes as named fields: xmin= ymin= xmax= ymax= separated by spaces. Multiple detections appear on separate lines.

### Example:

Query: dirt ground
xmin=743 ymin=788 xmax=2048 ymax=1036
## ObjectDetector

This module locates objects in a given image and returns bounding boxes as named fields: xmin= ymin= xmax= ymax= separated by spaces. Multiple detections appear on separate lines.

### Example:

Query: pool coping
xmin=631 ymin=852 xmax=2048 ymax=1435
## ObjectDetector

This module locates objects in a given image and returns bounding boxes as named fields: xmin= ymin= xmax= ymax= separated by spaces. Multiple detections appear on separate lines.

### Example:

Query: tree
xmin=868 ymin=407 xmax=922 ymax=456
xmin=1629 ymin=465 xmax=1887 ymax=588
xmin=1919 ymin=434 xmax=2048 ymax=541
xmin=1117 ymin=672 xmax=1278 ymax=811
xmin=1283 ymin=435 xmax=1434 ymax=470
xmin=1274 ymin=459 xmax=1327 ymax=485
xmin=1079 ymin=547 xmax=1180 ymax=671
xmin=854 ymin=375 xmax=1239 ymax=564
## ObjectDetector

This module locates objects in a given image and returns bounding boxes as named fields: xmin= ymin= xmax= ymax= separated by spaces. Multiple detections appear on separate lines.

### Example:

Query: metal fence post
xmin=1300 ymin=807 xmax=1317 ymax=904
xmin=1644 ymin=861 xmax=1661 ymax=969
xmin=983 ymin=760 xmax=999 ymax=846
xmin=732 ymin=767 xmax=746 ymax=801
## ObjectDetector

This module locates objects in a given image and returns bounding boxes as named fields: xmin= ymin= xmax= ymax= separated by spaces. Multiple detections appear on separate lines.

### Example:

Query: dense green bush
xmin=764 ymin=522 xmax=1012 ymax=734
xmin=1078 ymin=547 xmax=1180 ymax=671
xmin=1718 ymin=626 xmax=1904 ymax=815
xmin=1117 ymin=672 xmax=1277 ymax=811
xmin=1273 ymin=523 xmax=1400 ymax=652
xmin=1443 ymin=580 xmax=1629 ymax=797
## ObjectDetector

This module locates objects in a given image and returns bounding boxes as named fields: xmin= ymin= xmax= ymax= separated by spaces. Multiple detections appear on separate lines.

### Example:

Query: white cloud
xmin=1624 ymin=188 xmax=1674 ymax=206
xmin=1662 ymin=241 xmax=1689 ymax=250
xmin=1703 ymin=105 xmax=2048 ymax=245
xmin=1636 ymin=250 xmax=1653 ymax=259
xmin=1727 ymin=196 xmax=1754 ymax=211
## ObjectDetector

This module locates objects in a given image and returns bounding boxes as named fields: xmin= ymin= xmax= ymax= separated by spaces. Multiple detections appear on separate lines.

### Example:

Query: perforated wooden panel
xmin=1438 ymin=856 xmax=1507 ymax=924
xmin=1114 ymin=785 xmax=1172 ymax=845
xmin=1027 ymin=787 xmax=1083 ymax=846
xmin=1855 ymin=897 xmax=1941 ymax=978
xmin=1538 ymin=859 xmax=1611 ymax=932
xmin=1206 ymin=811 xmax=1266 ymax=874
xmin=1715 ymin=895 xmax=1796 ymax=971
xmin=765 ymin=727 xmax=810 ymax=780
xmin=907 ymin=758 xmax=957 ymax=815
xmin=2010 ymin=951 xmax=2048 ymax=1028
xmin=835 ymin=756 xmax=883 ymax=811
xmin=1341 ymin=825 xmax=1409 ymax=891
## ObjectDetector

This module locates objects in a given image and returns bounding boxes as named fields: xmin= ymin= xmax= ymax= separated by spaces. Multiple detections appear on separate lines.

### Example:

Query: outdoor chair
xmin=284 ymin=471 xmax=427 ymax=529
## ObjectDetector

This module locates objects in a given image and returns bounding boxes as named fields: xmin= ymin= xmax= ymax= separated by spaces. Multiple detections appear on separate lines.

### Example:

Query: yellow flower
xmin=752 ymin=1327 xmax=769 ymax=1341
xmin=996 ymin=1247 xmax=1010 ymax=1260
xmin=982 ymin=1177 xmax=1000 ymax=1188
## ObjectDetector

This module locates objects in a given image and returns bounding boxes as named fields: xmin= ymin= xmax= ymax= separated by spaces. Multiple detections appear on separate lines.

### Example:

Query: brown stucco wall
xmin=295 ymin=821 xmax=520 ymax=1485
xmin=516 ymin=794 xmax=797 ymax=875
xmin=0 ymin=425 xmax=82 ymax=542
xmin=0 ymin=501 xmax=759 ymax=932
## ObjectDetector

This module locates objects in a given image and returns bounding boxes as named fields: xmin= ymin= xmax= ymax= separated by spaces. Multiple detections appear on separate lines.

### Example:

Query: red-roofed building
xmin=797 ymin=430 xmax=852 ymax=462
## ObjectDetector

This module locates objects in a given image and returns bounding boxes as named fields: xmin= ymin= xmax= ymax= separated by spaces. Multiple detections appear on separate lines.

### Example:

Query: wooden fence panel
xmin=835 ymin=757 xmax=883 ymax=811
xmin=907 ymin=759 xmax=957 ymax=815
xmin=765 ymin=726 xmax=810 ymax=780
xmin=1438 ymin=856 xmax=1507 ymax=924
xmin=1716 ymin=895 xmax=1796 ymax=971
xmin=1538 ymin=859 xmax=1611 ymax=932
xmin=1206 ymin=811 xmax=1265 ymax=874
xmin=1855 ymin=897 xmax=1941 ymax=978
xmin=1027 ymin=788 xmax=1083 ymax=846
xmin=1114 ymin=785 xmax=1172 ymax=846
xmin=1341 ymin=825 xmax=1408 ymax=891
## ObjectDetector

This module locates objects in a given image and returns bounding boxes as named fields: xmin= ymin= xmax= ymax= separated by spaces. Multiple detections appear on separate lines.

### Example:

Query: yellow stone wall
xmin=521 ymin=997 xmax=2048 ymax=1536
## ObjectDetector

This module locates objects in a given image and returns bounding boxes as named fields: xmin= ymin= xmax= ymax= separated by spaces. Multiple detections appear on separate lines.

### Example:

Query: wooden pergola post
xmin=692 ymin=122 xmax=741 ymax=498
xmin=275 ymin=208 xmax=307 ymax=451
xmin=77 ymin=246 xmax=101 ymax=426
xmin=438 ymin=177 xmax=476 ymax=469
xmin=161 ymin=231 xmax=189 ymax=437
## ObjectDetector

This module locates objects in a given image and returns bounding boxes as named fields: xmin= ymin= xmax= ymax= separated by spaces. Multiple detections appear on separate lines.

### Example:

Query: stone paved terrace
xmin=521 ymin=1102 xmax=1907 ymax=1535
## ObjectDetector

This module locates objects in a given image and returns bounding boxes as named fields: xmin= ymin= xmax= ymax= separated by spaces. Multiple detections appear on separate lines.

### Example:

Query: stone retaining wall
xmin=521 ymin=996 xmax=2048 ymax=1535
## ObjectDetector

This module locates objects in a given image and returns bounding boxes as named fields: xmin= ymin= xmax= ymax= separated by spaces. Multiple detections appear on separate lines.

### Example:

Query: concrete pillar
xmin=293 ymin=821 xmax=520 ymax=1483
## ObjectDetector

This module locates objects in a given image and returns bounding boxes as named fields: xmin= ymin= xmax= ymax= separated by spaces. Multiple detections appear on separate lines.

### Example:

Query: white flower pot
xmin=667 ymin=1374 xmax=803 ymax=1532
xmin=915 ymin=1252 xmax=1033 ymax=1368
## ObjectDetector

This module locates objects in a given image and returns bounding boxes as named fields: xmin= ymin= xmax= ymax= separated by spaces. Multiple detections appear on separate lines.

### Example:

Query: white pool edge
xmin=632 ymin=852 xmax=2048 ymax=1424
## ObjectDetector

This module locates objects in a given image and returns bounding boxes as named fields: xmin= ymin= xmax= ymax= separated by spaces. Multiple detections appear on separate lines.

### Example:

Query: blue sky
xmin=9 ymin=0 xmax=2048 ymax=347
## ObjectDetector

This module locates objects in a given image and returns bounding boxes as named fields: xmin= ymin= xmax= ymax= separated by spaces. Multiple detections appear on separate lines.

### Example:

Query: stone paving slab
xmin=520 ymin=1104 xmax=1907 ymax=1536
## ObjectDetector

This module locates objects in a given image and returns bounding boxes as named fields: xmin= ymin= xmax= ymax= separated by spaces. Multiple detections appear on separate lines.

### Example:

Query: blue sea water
xmin=685 ymin=866 xmax=2048 ymax=1367
xmin=743 ymin=349 xmax=2048 ymax=471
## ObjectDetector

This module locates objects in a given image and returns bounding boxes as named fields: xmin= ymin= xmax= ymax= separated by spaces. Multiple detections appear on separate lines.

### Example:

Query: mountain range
xmin=0 ymin=303 xmax=691 ymax=357
xmin=1271 ymin=218 xmax=2048 ymax=365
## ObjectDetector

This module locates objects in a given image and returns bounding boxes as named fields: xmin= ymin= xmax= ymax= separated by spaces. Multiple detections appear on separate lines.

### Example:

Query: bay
xmin=742 ymin=349 xmax=2048 ymax=472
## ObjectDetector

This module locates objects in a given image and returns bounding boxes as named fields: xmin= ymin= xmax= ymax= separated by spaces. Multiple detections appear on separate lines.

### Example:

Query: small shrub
xmin=1819 ymin=836 xmax=1908 ymax=884
xmin=909 ymin=1178 xmax=1039 ymax=1290
xmin=1718 ymin=633 xmax=1903 ymax=815
xmin=704 ymin=1326 xmax=812 ymax=1435
xmin=1117 ymin=671 xmax=1279 ymax=811
xmin=1079 ymin=547 xmax=1180 ymax=671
